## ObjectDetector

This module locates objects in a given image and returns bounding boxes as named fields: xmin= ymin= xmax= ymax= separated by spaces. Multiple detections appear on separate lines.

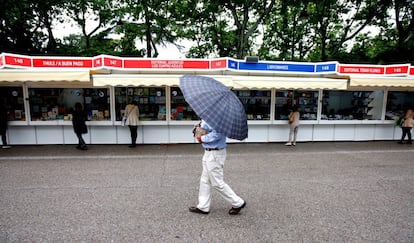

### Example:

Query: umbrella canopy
xmin=179 ymin=75 xmax=248 ymax=140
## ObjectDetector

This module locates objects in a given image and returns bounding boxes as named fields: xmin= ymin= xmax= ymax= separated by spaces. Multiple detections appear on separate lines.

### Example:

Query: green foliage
xmin=0 ymin=0 xmax=413 ymax=64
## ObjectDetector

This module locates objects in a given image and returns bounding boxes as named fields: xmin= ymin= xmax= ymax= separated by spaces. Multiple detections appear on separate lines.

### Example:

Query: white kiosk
xmin=0 ymin=53 xmax=413 ymax=145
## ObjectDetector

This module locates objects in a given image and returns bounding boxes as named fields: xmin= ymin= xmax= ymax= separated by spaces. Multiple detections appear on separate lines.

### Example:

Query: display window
xmin=385 ymin=91 xmax=414 ymax=120
xmin=28 ymin=88 xmax=111 ymax=121
xmin=275 ymin=90 xmax=318 ymax=120
xmin=115 ymin=87 xmax=166 ymax=121
xmin=234 ymin=90 xmax=271 ymax=120
xmin=170 ymin=87 xmax=198 ymax=120
xmin=0 ymin=87 xmax=25 ymax=121
xmin=321 ymin=90 xmax=384 ymax=120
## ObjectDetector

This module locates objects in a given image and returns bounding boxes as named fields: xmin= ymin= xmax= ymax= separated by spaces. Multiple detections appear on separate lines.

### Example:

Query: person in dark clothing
xmin=72 ymin=102 xmax=88 ymax=150
xmin=0 ymin=103 xmax=11 ymax=149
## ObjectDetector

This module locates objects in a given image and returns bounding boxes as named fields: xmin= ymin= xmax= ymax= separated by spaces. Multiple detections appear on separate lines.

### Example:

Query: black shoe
xmin=80 ymin=146 xmax=88 ymax=150
xmin=129 ymin=144 xmax=136 ymax=148
xmin=229 ymin=201 xmax=246 ymax=215
xmin=398 ymin=141 xmax=404 ymax=144
xmin=407 ymin=141 xmax=412 ymax=144
xmin=189 ymin=207 xmax=209 ymax=214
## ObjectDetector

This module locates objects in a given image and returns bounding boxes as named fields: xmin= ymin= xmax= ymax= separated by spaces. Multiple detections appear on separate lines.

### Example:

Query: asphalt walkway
xmin=0 ymin=141 xmax=413 ymax=242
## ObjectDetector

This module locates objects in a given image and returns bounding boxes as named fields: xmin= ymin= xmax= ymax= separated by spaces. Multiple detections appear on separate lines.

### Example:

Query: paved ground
xmin=0 ymin=141 xmax=413 ymax=242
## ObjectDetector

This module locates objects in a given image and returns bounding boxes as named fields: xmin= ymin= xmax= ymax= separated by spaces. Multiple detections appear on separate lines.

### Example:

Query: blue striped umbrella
xmin=179 ymin=75 xmax=248 ymax=140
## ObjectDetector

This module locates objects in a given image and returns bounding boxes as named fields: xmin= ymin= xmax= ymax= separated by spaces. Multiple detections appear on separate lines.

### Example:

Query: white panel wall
xmin=6 ymin=123 xmax=401 ymax=145
xmin=313 ymin=125 xmax=335 ymax=141
xmin=297 ymin=126 xmax=313 ymax=142
xmin=246 ymin=125 xmax=269 ymax=142
xmin=354 ymin=125 xmax=376 ymax=141
xmin=334 ymin=125 xmax=355 ymax=141
xmin=8 ymin=126 xmax=36 ymax=145
xmin=117 ymin=126 xmax=132 ymax=144
xmin=36 ymin=126 xmax=64 ymax=144
xmin=89 ymin=126 xmax=117 ymax=144
xmin=268 ymin=124 xmax=288 ymax=142
xmin=142 ymin=125 xmax=169 ymax=144
xmin=63 ymin=126 xmax=78 ymax=144
xmin=374 ymin=124 xmax=395 ymax=140
xmin=169 ymin=125 xmax=195 ymax=143
xmin=393 ymin=126 xmax=403 ymax=140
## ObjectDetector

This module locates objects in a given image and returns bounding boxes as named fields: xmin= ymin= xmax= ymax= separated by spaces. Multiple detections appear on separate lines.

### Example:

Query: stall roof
xmin=1 ymin=53 xmax=413 ymax=88
xmin=350 ymin=77 xmax=414 ymax=87
xmin=92 ymin=74 xmax=233 ymax=87
xmin=92 ymin=74 xmax=348 ymax=90
xmin=231 ymin=76 xmax=348 ymax=90
xmin=0 ymin=70 xmax=90 ymax=82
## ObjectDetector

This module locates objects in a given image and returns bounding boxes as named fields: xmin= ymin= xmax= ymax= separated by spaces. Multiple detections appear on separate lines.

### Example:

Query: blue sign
xmin=228 ymin=60 xmax=238 ymax=69
xmin=315 ymin=63 xmax=337 ymax=73
xmin=239 ymin=62 xmax=315 ymax=73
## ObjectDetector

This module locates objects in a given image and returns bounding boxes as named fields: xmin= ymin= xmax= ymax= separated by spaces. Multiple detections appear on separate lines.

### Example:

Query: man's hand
xmin=193 ymin=126 xmax=208 ymax=137
xmin=196 ymin=135 xmax=203 ymax=143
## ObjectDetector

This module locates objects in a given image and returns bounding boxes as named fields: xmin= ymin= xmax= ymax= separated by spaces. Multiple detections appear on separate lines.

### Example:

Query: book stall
xmin=0 ymin=52 xmax=413 ymax=145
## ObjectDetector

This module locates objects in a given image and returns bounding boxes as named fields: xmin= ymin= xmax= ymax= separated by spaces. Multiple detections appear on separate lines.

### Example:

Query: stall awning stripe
xmin=0 ymin=71 xmax=90 ymax=82
xmin=231 ymin=77 xmax=348 ymax=90
xmin=92 ymin=75 xmax=233 ymax=87
xmin=350 ymin=77 xmax=414 ymax=87
xmin=92 ymin=75 xmax=348 ymax=90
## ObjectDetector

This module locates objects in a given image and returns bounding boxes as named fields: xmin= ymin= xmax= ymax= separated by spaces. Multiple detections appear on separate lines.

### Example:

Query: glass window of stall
xmin=0 ymin=87 xmax=25 ymax=121
xmin=275 ymin=90 xmax=318 ymax=120
xmin=28 ymin=88 xmax=111 ymax=121
xmin=385 ymin=91 xmax=414 ymax=120
xmin=234 ymin=90 xmax=271 ymax=120
xmin=321 ymin=90 xmax=384 ymax=120
xmin=115 ymin=87 xmax=167 ymax=121
xmin=170 ymin=87 xmax=198 ymax=120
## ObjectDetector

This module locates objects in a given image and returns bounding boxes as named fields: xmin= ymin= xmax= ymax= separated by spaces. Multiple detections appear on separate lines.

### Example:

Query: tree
xmin=184 ymin=1 xmax=239 ymax=58
xmin=184 ymin=0 xmax=276 ymax=59
xmin=33 ymin=0 xmax=68 ymax=53
xmin=221 ymin=0 xmax=276 ymax=59
xmin=260 ymin=0 xmax=314 ymax=61
xmin=115 ymin=0 xmax=184 ymax=57
xmin=62 ymin=0 xmax=120 ymax=55
xmin=305 ymin=0 xmax=389 ymax=61
xmin=0 ymin=0 xmax=44 ymax=53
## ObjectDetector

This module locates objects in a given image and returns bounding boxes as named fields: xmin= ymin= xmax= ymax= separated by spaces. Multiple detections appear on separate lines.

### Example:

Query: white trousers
xmin=288 ymin=125 xmax=299 ymax=143
xmin=197 ymin=149 xmax=244 ymax=212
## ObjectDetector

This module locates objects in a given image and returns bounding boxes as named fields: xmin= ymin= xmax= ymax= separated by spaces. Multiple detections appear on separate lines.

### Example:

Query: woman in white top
xmin=285 ymin=106 xmax=300 ymax=146
xmin=124 ymin=100 xmax=140 ymax=147
xmin=399 ymin=109 xmax=414 ymax=144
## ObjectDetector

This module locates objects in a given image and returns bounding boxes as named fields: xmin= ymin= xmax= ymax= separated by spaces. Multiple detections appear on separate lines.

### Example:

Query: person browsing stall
xmin=189 ymin=120 xmax=246 ymax=215
xmin=399 ymin=109 xmax=414 ymax=144
xmin=72 ymin=102 xmax=88 ymax=150
xmin=124 ymin=100 xmax=140 ymax=148
xmin=0 ymin=103 xmax=11 ymax=149
xmin=285 ymin=105 xmax=300 ymax=146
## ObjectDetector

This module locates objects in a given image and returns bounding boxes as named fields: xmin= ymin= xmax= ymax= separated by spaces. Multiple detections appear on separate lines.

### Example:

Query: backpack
xmin=396 ymin=116 xmax=405 ymax=127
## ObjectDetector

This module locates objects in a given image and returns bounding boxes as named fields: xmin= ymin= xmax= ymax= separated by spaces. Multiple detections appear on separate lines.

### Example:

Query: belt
xmin=205 ymin=148 xmax=224 ymax=151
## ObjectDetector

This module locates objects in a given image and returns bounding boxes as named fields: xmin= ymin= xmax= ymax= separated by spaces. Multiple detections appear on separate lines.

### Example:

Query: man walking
xmin=189 ymin=120 xmax=246 ymax=215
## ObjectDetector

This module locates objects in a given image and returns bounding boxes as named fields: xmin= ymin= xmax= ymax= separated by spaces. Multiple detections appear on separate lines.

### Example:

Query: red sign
xmin=410 ymin=67 xmax=414 ymax=76
xmin=32 ymin=58 xmax=93 ymax=68
xmin=385 ymin=65 xmax=410 ymax=75
xmin=338 ymin=65 xmax=384 ymax=75
xmin=104 ymin=57 xmax=122 ymax=68
xmin=210 ymin=59 xmax=227 ymax=69
xmin=0 ymin=55 xmax=3 ymax=67
xmin=4 ymin=54 xmax=31 ymax=67
xmin=93 ymin=57 xmax=103 ymax=68
xmin=124 ymin=59 xmax=209 ymax=69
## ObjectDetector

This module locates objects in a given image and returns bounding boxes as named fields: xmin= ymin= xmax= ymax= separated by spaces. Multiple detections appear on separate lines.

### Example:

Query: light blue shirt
xmin=200 ymin=120 xmax=226 ymax=149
